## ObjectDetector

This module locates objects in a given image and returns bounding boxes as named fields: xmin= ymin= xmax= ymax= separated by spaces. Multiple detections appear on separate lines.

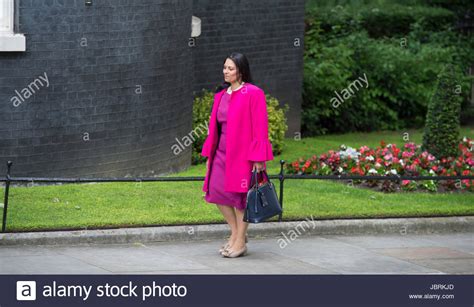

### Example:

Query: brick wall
xmin=0 ymin=0 xmax=304 ymax=177
xmin=191 ymin=0 xmax=305 ymax=137
xmin=0 ymin=0 xmax=193 ymax=177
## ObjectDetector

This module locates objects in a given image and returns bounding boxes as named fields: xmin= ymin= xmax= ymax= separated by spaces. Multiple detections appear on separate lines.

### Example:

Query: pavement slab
xmin=1 ymin=232 xmax=472 ymax=274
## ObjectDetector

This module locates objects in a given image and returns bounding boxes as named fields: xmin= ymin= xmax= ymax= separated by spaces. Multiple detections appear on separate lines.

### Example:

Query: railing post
xmin=2 ymin=161 xmax=12 ymax=233
xmin=278 ymin=159 xmax=285 ymax=222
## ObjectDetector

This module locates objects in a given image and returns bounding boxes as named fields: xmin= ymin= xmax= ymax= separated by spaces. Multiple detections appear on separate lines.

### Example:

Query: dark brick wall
xmin=0 ymin=0 xmax=304 ymax=177
xmin=0 ymin=0 xmax=194 ymax=177
xmin=191 ymin=0 xmax=305 ymax=137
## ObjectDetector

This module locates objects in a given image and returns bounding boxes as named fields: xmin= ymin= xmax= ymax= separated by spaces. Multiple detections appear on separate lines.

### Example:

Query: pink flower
xmin=404 ymin=143 xmax=416 ymax=152
xmin=360 ymin=146 xmax=370 ymax=154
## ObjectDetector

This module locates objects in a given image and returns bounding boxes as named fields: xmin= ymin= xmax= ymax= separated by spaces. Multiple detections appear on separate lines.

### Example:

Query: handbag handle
xmin=249 ymin=169 xmax=269 ymax=189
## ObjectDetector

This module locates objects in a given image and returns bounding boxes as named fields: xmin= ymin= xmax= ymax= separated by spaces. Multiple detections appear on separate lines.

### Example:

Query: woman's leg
xmin=228 ymin=207 xmax=248 ymax=251
xmin=217 ymin=205 xmax=238 ymax=246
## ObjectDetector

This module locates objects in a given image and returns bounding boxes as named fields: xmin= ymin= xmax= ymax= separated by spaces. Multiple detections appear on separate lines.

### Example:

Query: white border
xmin=0 ymin=0 xmax=25 ymax=52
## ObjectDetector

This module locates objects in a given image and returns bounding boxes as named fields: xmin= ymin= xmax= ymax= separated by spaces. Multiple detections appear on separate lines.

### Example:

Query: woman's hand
xmin=252 ymin=161 xmax=265 ymax=173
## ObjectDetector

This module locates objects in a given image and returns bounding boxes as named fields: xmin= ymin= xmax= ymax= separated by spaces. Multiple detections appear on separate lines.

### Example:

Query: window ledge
xmin=0 ymin=33 xmax=26 ymax=52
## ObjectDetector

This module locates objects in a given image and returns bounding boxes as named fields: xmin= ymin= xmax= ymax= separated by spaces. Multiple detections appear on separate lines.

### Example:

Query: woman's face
xmin=223 ymin=58 xmax=240 ymax=83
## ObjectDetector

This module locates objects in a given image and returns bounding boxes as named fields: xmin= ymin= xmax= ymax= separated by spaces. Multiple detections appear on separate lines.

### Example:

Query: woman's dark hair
xmin=215 ymin=52 xmax=253 ymax=93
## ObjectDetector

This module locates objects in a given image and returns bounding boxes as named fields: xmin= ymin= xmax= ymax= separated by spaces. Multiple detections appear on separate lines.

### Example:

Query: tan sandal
xmin=222 ymin=244 xmax=248 ymax=258
xmin=219 ymin=242 xmax=231 ymax=254
xmin=218 ymin=234 xmax=248 ymax=254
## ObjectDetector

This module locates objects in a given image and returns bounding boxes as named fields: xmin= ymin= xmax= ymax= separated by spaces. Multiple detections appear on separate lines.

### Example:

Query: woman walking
xmin=201 ymin=52 xmax=274 ymax=258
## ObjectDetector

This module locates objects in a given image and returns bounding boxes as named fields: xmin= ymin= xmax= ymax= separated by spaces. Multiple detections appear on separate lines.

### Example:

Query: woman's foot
xmin=222 ymin=241 xmax=247 ymax=258
xmin=219 ymin=241 xmax=232 ymax=254
xmin=219 ymin=234 xmax=248 ymax=254
xmin=222 ymin=237 xmax=247 ymax=257
xmin=218 ymin=234 xmax=236 ymax=254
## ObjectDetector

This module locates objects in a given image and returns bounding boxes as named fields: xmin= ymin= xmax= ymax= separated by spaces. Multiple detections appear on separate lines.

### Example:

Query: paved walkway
xmin=1 ymin=232 xmax=472 ymax=274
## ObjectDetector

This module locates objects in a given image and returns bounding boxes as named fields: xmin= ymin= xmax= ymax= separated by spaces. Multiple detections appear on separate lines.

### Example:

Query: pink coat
xmin=201 ymin=83 xmax=274 ymax=193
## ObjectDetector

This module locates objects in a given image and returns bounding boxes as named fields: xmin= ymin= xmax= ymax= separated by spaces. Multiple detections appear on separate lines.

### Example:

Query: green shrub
xmin=422 ymin=64 xmax=462 ymax=158
xmin=302 ymin=5 xmax=473 ymax=137
xmin=192 ymin=90 xmax=214 ymax=165
xmin=359 ymin=5 xmax=455 ymax=38
xmin=306 ymin=3 xmax=455 ymax=39
xmin=302 ymin=30 xmax=468 ymax=136
xmin=266 ymin=94 xmax=289 ymax=156
xmin=407 ymin=22 xmax=474 ymax=70
xmin=303 ymin=37 xmax=356 ymax=135
xmin=192 ymin=89 xmax=288 ymax=164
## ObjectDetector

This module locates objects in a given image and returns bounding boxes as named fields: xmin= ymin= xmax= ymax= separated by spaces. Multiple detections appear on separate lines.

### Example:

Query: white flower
xmin=339 ymin=147 xmax=361 ymax=161
xmin=389 ymin=169 xmax=397 ymax=175
xmin=375 ymin=162 xmax=382 ymax=168
xmin=366 ymin=155 xmax=374 ymax=161
xmin=368 ymin=168 xmax=377 ymax=174
xmin=429 ymin=169 xmax=435 ymax=175
xmin=338 ymin=167 xmax=343 ymax=173
xmin=399 ymin=159 xmax=405 ymax=166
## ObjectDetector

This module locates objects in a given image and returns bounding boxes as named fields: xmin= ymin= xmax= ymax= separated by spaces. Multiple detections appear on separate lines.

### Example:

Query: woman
xmin=201 ymin=52 xmax=274 ymax=258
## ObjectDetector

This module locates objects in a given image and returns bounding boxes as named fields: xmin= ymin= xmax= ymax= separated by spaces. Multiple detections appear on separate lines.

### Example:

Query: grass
xmin=1 ymin=127 xmax=473 ymax=232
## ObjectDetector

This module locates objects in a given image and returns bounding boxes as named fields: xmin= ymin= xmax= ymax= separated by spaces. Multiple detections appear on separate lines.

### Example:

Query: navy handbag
xmin=243 ymin=169 xmax=282 ymax=223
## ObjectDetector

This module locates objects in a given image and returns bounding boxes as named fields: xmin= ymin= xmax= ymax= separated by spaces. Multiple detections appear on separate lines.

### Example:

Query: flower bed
xmin=286 ymin=137 xmax=474 ymax=192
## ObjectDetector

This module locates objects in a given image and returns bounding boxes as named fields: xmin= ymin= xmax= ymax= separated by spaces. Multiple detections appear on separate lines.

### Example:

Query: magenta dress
xmin=204 ymin=91 xmax=247 ymax=210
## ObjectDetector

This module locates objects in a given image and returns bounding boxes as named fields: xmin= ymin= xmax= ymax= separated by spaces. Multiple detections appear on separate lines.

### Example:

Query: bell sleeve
xmin=247 ymin=89 xmax=274 ymax=162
